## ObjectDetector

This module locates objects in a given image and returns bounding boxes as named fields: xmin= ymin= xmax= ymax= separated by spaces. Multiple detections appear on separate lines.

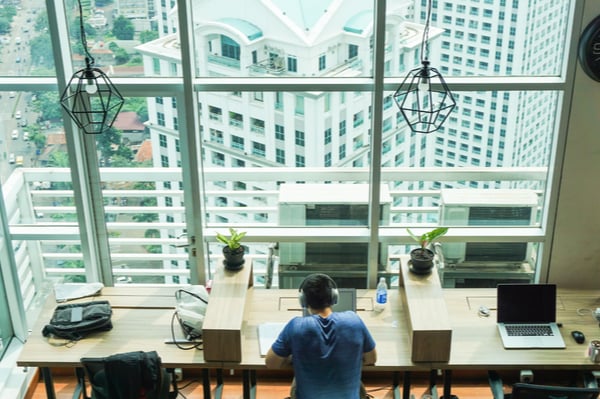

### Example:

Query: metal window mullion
xmin=366 ymin=0 xmax=388 ymax=289
xmin=177 ymin=0 xmax=207 ymax=284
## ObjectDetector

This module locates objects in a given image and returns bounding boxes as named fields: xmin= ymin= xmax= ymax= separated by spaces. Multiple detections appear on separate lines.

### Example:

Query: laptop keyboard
xmin=506 ymin=324 xmax=554 ymax=336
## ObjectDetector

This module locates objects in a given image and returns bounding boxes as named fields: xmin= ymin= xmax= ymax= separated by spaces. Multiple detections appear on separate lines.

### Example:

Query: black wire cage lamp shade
xmin=393 ymin=60 xmax=456 ymax=134
xmin=393 ymin=0 xmax=456 ymax=134
xmin=59 ymin=0 xmax=124 ymax=135
xmin=60 ymin=58 xmax=125 ymax=135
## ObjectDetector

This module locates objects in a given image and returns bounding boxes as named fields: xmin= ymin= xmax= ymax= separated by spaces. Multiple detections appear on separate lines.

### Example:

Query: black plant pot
xmin=223 ymin=245 xmax=245 ymax=270
xmin=409 ymin=247 xmax=435 ymax=274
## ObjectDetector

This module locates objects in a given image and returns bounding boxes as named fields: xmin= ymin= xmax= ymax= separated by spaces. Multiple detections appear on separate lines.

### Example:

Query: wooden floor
xmin=26 ymin=369 xmax=497 ymax=399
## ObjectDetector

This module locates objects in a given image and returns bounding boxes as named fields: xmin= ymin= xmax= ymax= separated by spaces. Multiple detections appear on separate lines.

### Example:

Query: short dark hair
xmin=300 ymin=273 xmax=336 ymax=309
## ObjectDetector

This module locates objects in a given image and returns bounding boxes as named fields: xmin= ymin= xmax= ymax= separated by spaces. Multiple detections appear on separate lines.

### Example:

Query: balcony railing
xmin=5 ymin=166 xmax=548 ymax=310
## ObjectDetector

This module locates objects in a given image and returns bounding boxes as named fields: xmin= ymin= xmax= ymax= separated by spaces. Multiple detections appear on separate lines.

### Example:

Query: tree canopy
xmin=112 ymin=15 xmax=134 ymax=40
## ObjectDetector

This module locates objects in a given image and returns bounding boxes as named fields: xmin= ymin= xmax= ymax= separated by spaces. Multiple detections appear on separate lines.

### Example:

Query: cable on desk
xmin=577 ymin=308 xmax=592 ymax=316
xmin=169 ymin=312 xmax=203 ymax=350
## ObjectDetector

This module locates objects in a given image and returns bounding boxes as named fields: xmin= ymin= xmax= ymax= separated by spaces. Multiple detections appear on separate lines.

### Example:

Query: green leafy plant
xmin=216 ymin=228 xmax=246 ymax=250
xmin=407 ymin=227 xmax=448 ymax=249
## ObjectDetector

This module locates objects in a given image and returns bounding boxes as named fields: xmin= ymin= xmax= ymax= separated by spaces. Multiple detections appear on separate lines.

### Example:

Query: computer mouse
xmin=571 ymin=330 xmax=585 ymax=344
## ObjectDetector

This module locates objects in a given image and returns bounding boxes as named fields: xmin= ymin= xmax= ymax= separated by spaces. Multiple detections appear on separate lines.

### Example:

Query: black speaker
xmin=298 ymin=273 xmax=339 ymax=309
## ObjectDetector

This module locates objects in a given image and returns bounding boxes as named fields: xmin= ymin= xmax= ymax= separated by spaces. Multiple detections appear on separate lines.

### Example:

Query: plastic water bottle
xmin=375 ymin=277 xmax=388 ymax=312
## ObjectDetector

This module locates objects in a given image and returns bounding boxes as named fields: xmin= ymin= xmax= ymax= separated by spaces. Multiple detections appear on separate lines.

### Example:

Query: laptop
xmin=496 ymin=283 xmax=565 ymax=349
xmin=258 ymin=288 xmax=357 ymax=356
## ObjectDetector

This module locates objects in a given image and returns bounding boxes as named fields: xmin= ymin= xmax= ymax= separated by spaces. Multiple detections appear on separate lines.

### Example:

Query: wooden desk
xmin=442 ymin=288 xmax=600 ymax=369
xmin=237 ymin=288 xmax=417 ymax=370
xmin=17 ymin=287 xmax=218 ymax=399
xmin=434 ymin=288 xmax=600 ymax=399
xmin=230 ymin=287 xmax=428 ymax=399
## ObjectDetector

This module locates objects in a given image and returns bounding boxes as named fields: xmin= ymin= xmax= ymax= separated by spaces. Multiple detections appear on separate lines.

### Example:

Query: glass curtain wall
xmin=0 ymin=0 xmax=576 ymax=367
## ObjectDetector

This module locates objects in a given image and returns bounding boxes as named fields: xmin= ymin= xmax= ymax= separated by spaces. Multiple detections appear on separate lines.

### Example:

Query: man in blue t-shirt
xmin=265 ymin=273 xmax=377 ymax=399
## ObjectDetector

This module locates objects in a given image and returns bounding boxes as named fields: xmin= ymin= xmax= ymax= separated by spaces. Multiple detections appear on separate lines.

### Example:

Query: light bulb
xmin=85 ymin=80 xmax=98 ymax=94
xmin=417 ymin=76 xmax=430 ymax=109
xmin=418 ymin=76 xmax=429 ymax=93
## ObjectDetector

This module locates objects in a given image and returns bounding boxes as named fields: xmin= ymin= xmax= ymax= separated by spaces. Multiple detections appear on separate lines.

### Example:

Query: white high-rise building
xmin=136 ymin=0 xmax=568 ymax=277
xmin=411 ymin=1 xmax=569 ymax=174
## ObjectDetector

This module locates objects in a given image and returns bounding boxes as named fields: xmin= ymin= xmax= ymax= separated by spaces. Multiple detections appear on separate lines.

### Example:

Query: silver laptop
xmin=497 ymin=283 xmax=565 ymax=349
xmin=258 ymin=288 xmax=357 ymax=356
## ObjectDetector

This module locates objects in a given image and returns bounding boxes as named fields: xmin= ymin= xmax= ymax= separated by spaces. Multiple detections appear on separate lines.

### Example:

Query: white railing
xmin=5 ymin=166 xmax=548 ymax=308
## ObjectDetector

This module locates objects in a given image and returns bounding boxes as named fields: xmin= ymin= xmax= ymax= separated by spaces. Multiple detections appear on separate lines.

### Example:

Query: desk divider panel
xmin=399 ymin=262 xmax=452 ymax=362
xmin=202 ymin=259 xmax=253 ymax=362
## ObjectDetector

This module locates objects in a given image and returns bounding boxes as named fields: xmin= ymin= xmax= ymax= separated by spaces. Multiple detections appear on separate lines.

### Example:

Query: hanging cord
xmin=76 ymin=0 xmax=95 ymax=68
xmin=419 ymin=0 xmax=432 ymax=63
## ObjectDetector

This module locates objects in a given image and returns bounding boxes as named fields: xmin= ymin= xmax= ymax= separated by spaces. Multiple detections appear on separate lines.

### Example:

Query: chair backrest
xmin=80 ymin=350 xmax=173 ymax=399
xmin=512 ymin=383 xmax=600 ymax=399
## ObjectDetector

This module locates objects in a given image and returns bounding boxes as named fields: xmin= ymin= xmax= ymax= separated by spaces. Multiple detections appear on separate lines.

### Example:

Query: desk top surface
xmin=17 ymin=286 xmax=212 ymax=368
xmin=17 ymin=286 xmax=600 ymax=370
xmin=442 ymin=288 xmax=600 ymax=369
xmin=234 ymin=288 xmax=419 ymax=371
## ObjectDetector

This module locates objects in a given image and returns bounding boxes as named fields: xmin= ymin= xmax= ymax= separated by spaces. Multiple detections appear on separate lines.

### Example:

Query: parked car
xmin=20 ymin=118 xmax=27 ymax=127
xmin=8 ymin=91 xmax=15 ymax=98
xmin=15 ymin=110 xmax=21 ymax=119
xmin=15 ymin=155 xmax=23 ymax=166
xmin=11 ymin=129 xmax=18 ymax=139
xmin=8 ymin=153 xmax=15 ymax=164
xmin=22 ymin=131 xmax=29 ymax=141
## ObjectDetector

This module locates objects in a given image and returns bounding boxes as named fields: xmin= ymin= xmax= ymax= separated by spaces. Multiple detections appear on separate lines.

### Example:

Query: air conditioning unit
xmin=439 ymin=189 xmax=538 ymax=267
xmin=278 ymin=183 xmax=391 ymax=288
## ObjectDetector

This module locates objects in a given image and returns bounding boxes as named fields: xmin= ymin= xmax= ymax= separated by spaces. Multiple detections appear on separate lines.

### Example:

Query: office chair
xmin=488 ymin=370 xmax=599 ymax=399
xmin=73 ymin=350 xmax=178 ymax=399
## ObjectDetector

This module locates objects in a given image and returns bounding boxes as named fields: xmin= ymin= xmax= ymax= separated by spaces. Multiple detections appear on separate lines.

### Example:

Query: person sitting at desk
xmin=265 ymin=273 xmax=377 ymax=399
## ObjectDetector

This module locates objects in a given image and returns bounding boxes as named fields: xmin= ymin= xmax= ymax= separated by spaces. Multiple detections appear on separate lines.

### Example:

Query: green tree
xmin=31 ymin=92 xmax=62 ymax=121
xmin=113 ymin=47 xmax=130 ymax=65
xmin=0 ymin=6 xmax=17 ymax=21
xmin=112 ymin=15 xmax=134 ymax=40
xmin=34 ymin=10 xmax=48 ymax=32
xmin=133 ymin=213 xmax=158 ymax=223
xmin=0 ymin=17 xmax=11 ymax=34
xmin=122 ymin=98 xmax=148 ymax=122
xmin=96 ymin=127 xmax=121 ymax=165
xmin=30 ymin=34 xmax=55 ymax=69
xmin=69 ymin=17 xmax=97 ymax=46
xmin=28 ymin=126 xmax=47 ymax=150
xmin=133 ymin=181 xmax=156 ymax=190
xmin=139 ymin=30 xmax=158 ymax=44
xmin=48 ymin=151 xmax=70 ymax=167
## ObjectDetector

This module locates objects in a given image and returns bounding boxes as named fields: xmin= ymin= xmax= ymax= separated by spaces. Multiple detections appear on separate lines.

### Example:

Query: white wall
xmin=549 ymin=0 xmax=600 ymax=288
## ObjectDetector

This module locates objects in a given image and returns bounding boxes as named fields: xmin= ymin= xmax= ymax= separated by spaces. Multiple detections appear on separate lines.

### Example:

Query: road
xmin=0 ymin=2 xmax=43 ymax=183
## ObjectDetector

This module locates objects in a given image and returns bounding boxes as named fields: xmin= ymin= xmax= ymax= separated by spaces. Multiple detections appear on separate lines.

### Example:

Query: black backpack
xmin=42 ymin=300 xmax=113 ymax=341
xmin=79 ymin=351 xmax=177 ymax=399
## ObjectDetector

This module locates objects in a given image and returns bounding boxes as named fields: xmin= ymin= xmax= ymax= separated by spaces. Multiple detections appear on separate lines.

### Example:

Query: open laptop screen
xmin=497 ymin=283 xmax=556 ymax=323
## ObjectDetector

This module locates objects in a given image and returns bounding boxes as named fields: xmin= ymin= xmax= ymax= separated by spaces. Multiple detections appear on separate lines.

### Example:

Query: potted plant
xmin=216 ymin=228 xmax=247 ymax=270
xmin=406 ymin=227 xmax=448 ymax=274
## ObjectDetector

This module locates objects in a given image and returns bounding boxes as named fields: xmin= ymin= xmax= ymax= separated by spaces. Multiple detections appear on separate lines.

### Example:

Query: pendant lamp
xmin=60 ymin=0 xmax=124 ymax=135
xmin=393 ymin=0 xmax=455 ymax=134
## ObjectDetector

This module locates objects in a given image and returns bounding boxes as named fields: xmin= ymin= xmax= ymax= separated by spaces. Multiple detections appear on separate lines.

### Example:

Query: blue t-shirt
xmin=271 ymin=311 xmax=376 ymax=399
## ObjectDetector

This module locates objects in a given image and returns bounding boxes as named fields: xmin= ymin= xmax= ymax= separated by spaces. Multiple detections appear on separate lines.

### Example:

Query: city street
xmin=0 ymin=2 xmax=42 ymax=183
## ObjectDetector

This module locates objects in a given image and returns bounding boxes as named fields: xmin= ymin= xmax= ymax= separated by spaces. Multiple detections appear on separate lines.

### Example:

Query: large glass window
xmin=0 ymin=0 xmax=579 ymax=371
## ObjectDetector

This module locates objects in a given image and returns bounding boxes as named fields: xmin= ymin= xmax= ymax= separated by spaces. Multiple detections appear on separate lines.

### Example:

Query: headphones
xmin=298 ymin=273 xmax=339 ymax=309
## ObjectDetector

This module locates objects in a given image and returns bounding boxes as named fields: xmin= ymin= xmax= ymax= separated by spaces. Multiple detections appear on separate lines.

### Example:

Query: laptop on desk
xmin=258 ymin=288 xmax=357 ymax=356
xmin=497 ymin=283 xmax=565 ymax=349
